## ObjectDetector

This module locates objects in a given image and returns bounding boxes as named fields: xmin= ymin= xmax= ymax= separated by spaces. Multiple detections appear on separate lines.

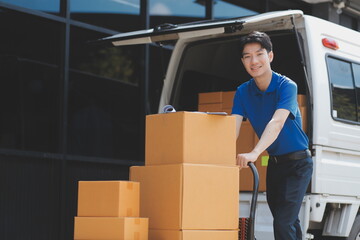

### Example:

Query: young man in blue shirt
xmin=232 ymin=31 xmax=313 ymax=240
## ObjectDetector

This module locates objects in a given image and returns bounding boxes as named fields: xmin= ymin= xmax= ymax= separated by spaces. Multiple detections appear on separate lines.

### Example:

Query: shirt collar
xmin=250 ymin=71 xmax=278 ymax=96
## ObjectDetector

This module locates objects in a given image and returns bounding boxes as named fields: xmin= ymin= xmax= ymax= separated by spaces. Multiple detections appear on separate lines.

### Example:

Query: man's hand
xmin=236 ymin=151 xmax=259 ymax=168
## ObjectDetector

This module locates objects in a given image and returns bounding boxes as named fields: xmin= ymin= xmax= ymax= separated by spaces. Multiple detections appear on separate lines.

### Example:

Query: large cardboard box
xmin=130 ymin=164 xmax=239 ymax=230
xmin=149 ymin=229 xmax=238 ymax=240
xmin=145 ymin=112 xmax=236 ymax=166
xmin=77 ymin=181 xmax=140 ymax=217
xmin=74 ymin=217 xmax=148 ymax=240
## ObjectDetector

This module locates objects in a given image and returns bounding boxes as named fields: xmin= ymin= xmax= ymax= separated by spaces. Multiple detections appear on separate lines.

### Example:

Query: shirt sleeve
xmin=231 ymin=86 xmax=247 ymax=118
xmin=276 ymin=80 xmax=298 ymax=119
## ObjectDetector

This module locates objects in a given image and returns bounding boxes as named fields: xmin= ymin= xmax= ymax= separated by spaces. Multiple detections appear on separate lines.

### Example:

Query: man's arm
xmin=236 ymin=108 xmax=290 ymax=168
xmin=232 ymin=114 xmax=244 ymax=139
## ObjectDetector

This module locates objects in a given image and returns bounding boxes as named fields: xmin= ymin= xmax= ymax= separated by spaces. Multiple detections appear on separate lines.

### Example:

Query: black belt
xmin=269 ymin=149 xmax=311 ymax=164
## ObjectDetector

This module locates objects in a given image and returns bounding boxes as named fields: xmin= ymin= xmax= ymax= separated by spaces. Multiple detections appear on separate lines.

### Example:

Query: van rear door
xmin=96 ymin=10 xmax=304 ymax=46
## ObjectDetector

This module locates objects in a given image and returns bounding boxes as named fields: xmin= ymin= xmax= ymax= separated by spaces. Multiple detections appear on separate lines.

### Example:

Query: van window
xmin=327 ymin=56 xmax=358 ymax=122
xmin=352 ymin=63 xmax=360 ymax=121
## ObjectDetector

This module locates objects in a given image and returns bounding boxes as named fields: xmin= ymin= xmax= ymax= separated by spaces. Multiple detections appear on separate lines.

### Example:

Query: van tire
xmin=345 ymin=214 xmax=360 ymax=240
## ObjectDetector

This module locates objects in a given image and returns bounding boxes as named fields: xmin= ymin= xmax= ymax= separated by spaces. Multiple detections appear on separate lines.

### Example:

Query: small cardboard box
xmin=198 ymin=92 xmax=224 ymax=104
xmin=130 ymin=164 xmax=239 ymax=230
xmin=145 ymin=112 xmax=236 ymax=166
xmin=236 ymin=121 xmax=256 ymax=191
xmin=74 ymin=217 xmax=148 ymax=240
xmin=222 ymin=91 xmax=235 ymax=108
xmin=149 ymin=229 xmax=238 ymax=240
xmin=77 ymin=181 xmax=140 ymax=217
xmin=300 ymin=106 xmax=307 ymax=132
xmin=198 ymin=91 xmax=235 ymax=108
xmin=198 ymin=103 xmax=225 ymax=112
xmin=297 ymin=94 xmax=307 ymax=107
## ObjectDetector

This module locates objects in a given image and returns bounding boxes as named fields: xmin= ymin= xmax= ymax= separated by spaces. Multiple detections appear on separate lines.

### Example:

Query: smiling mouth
xmin=251 ymin=66 xmax=261 ymax=71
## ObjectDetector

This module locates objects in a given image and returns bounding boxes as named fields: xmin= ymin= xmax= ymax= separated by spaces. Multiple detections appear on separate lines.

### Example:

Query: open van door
xmin=96 ymin=10 xmax=304 ymax=46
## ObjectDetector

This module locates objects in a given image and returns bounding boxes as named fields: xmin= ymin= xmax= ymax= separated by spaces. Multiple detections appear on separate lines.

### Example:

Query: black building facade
xmin=0 ymin=0 xmax=359 ymax=239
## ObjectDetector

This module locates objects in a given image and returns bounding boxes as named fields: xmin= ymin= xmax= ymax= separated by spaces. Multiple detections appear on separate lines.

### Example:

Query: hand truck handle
xmin=247 ymin=162 xmax=259 ymax=240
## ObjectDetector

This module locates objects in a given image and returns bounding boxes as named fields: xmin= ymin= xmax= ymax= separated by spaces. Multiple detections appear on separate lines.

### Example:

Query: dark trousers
xmin=266 ymin=156 xmax=313 ymax=240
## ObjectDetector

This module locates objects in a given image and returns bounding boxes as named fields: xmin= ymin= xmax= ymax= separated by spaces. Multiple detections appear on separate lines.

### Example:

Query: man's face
xmin=241 ymin=42 xmax=273 ymax=79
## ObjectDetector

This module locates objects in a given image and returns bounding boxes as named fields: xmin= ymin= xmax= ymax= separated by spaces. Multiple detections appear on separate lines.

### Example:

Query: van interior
xmin=170 ymin=31 xmax=307 ymax=112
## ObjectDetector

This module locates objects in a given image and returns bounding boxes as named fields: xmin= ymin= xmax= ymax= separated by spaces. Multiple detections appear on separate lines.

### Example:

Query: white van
xmin=100 ymin=10 xmax=360 ymax=240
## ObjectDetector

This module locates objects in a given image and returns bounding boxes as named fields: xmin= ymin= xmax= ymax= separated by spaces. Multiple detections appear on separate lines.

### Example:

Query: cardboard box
xmin=222 ymin=91 xmax=235 ymax=108
xmin=297 ymin=94 xmax=307 ymax=107
xmin=149 ymin=230 xmax=238 ymax=240
xmin=77 ymin=181 xmax=140 ymax=217
xmin=198 ymin=92 xmax=224 ymax=104
xmin=300 ymin=106 xmax=307 ymax=133
xmin=130 ymin=164 xmax=239 ymax=230
xmin=198 ymin=103 xmax=224 ymax=112
xmin=222 ymin=108 xmax=232 ymax=115
xmin=145 ymin=112 xmax=236 ymax=166
xmin=236 ymin=121 xmax=256 ymax=191
xmin=198 ymin=91 xmax=235 ymax=108
xmin=74 ymin=217 xmax=148 ymax=240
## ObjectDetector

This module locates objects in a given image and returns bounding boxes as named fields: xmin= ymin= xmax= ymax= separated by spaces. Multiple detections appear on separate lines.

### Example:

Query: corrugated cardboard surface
xmin=149 ymin=229 xmax=238 ymax=240
xmin=198 ymin=91 xmax=235 ymax=108
xmin=130 ymin=164 xmax=239 ymax=230
xmin=77 ymin=181 xmax=140 ymax=217
xmin=300 ymin=106 xmax=307 ymax=133
xmin=198 ymin=92 xmax=224 ymax=104
xmin=198 ymin=103 xmax=225 ymax=112
xmin=297 ymin=94 xmax=307 ymax=107
xmin=236 ymin=121 xmax=257 ymax=191
xmin=74 ymin=217 xmax=148 ymax=240
xmin=145 ymin=112 xmax=236 ymax=166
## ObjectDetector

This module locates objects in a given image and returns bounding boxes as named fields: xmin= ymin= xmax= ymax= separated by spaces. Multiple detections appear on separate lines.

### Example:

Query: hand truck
xmin=239 ymin=162 xmax=259 ymax=240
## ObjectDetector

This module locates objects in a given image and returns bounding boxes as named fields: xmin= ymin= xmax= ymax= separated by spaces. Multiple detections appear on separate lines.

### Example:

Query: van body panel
xmin=304 ymin=15 xmax=360 ymax=151
xmin=302 ymin=15 xmax=360 ymax=197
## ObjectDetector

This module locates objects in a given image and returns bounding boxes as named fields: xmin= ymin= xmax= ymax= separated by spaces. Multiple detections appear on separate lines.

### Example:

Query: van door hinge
xmin=224 ymin=22 xmax=244 ymax=33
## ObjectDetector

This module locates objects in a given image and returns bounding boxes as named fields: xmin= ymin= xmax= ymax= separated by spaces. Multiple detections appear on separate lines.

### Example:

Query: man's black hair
xmin=239 ymin=31 xmax=273 ymax=56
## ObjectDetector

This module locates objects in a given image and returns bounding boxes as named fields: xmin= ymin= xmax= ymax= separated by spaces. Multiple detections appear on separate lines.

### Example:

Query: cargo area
xmin=171 ymin=31 xmax=308 ymax=112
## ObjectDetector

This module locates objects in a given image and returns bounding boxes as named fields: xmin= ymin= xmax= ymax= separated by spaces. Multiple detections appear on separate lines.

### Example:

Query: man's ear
xmin=269 ymin=51 xmax=274 ymax=63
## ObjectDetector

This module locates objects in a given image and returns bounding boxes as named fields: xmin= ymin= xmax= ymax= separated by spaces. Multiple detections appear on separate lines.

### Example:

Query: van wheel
xmin=345 ymin=214 xmax=360 ymax=240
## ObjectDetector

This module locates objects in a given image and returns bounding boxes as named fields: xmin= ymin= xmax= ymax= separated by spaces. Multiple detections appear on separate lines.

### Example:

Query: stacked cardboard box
xmin=198 ymin=91 xmax=308 ymax=192
xmin=298 ymin=94 xmax=308 ymax=133
xmin=130 ymin=112 xmax=239 ymax=240
xmin=74 ymin=181 xmax=149 ymax=240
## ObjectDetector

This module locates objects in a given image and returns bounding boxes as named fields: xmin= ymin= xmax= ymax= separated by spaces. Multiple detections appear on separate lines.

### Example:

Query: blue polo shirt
xmin=232 ymin=71 xmax=308 ymax=156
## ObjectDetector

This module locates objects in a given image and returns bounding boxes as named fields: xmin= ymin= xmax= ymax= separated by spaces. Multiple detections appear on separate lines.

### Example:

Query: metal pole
xmin=140 ymin=0 xmax=150 ymax=161
xmin=59 ymin=0 xmax=70 ymax=238
xmin=206 ymin=0 xmax=214 ymax=20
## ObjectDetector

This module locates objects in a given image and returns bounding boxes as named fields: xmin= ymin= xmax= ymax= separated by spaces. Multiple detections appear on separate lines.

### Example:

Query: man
xmin=232 ymin=31 xmax=313 ymax=240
